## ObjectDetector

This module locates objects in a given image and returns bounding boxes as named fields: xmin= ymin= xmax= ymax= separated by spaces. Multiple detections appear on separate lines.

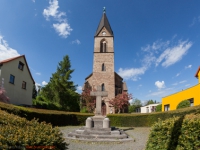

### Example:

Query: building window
xmin=100 ymin=40 xmax=107 ymax=53
xmin=22 ymin=81 xmax=26 ymax=89
xmin=101 ymin=84 xmax=105 ymax=91
xmin=9 ymin=74 xmax=15 ymax=84
xmin=188 ymin=98 xmax=194 ymax=106
xmin=164 ymin=104 xmax=170 ymax=111
xmin=102 ymin=63 xmax=106 ymax=71
xmin=18 ymin=61 xmax=24 ymax=70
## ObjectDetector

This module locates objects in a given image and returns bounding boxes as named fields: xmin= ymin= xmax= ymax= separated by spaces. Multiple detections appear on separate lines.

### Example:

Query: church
xmin=83 ymin=9 xmax=128 ymax=115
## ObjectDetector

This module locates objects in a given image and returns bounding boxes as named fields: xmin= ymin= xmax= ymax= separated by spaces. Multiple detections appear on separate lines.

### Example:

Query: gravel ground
xmin=59 ymin=126 xmax=151 ymax=150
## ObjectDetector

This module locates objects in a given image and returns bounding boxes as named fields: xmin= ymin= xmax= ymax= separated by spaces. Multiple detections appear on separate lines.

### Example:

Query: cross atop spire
xmin=103 ymin=7 xmax=106 ymax=13
xmin=95 ymin=8 xmax=113 ymax=36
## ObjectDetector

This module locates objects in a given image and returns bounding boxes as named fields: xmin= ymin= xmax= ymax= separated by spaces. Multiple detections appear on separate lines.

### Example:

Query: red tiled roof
xmin=195 ymin=66 xmax=200 ymax=78
xmin=0 ymin=55 xmax=35 ymax=84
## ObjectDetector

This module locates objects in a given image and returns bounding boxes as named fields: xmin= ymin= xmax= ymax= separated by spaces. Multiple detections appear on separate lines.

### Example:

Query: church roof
xmin=95 ymin=12 xmax=113 ymax=36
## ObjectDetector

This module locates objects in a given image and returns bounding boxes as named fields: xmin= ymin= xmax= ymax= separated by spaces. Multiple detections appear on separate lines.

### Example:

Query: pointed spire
xmin=95 ymin=8 xmax=113 ymax=36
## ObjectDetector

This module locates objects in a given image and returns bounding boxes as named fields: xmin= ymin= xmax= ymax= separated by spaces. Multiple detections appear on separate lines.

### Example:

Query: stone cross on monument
xmin=90 ymin=86 xmax=108 ymax=116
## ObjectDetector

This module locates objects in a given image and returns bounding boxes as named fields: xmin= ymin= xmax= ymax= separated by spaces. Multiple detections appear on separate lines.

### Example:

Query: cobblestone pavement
xmin=60 ymin=126 xmax=151 ymax=150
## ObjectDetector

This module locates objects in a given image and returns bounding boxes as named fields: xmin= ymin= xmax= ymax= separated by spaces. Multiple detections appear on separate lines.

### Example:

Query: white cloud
xmin=155 ymin=81 xmax=165 ymax=89
xmin=118 ymin=38 xmax=192 ymax=81
xmin=32 ymin=0 xmax=35 ymax=3
xmin=189 ymin=16 xmax=200 ymax=27
xmin=42 ymin=81 xmax=48 ymax=86
xmin=185 ymin=65 xmax=192 ymax=69
xmin=43 ymin=0 xmax=72 ymax=38
xmin=176 ymin=73 xmax=180 ymax=77
xmin=72 ymin=39 xmax=81 ymax=45
xmin=53 ymin=22 xmax=72 ymax=38
xmin=179 ymin=80 xmax=187 ymax=84
xmin=172 ymin=82 xmax=178 ymax=86
xmin=43 ymin=0 xmax=63 ymax=20
xmin=156 ymin=40 xmax=192 ymax=67
xmin=185 ymin=84 xmax=190 ymax=87
xmin=35 ymin=83 xmax=41 ymax=91
xmin=35 ymin=72 xmax=41 ymax=75
xmin=118 ymin=67 xmax=147 ymax=81
xmin=77 ymin=86 xmax=82 ymax=91
xmin=0 ymin=35 xmax=20 ymax=61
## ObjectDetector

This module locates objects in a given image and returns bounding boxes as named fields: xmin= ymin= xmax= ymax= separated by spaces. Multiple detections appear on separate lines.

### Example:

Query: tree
xmin=36 ymin=55 xmax=80 ymax=111
xmin=109 ymin=92 xmax=132 ymax=113
xmin=32 ymin=84 xmax=37 ymax=99
xmin=156 ymin=104 xmax=162 ymax=112
xmin=0 ymin=87 xmax=9 ymax=103
xmin=176 ymin=100 xmax=190 ymax=109
xmin=145 ymin=99 xmax=156 ymax=106
xmin=81 ymin=88 xmax=96 ymax=113
xmin=129 ymin=98 xmax=142 ymax=113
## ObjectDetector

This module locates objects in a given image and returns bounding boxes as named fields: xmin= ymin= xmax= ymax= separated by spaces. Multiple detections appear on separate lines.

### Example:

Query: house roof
xmin=115 ymin=72 xmax=123 ymax=80
xmin=0 ymin=55 xmax=35 ymax=84
xmin=95 ymin=12 xmax=113 ymax=36
xmin=123 ymin=82 xmax=128 ymax=91
xmin=195 ymin=66 xmax=200 ymax=78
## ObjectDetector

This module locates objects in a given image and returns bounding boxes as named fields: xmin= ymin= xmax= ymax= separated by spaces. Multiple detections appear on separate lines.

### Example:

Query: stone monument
xmin=66 ymin=86 xmax=132 ymax=141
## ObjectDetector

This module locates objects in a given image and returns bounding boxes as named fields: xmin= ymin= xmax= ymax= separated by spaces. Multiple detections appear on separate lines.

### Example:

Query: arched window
xmin=100 ymin=40 xmax=107 ymax=53
xmin=101 ymin=84 xmax=105 ymax=91
xmin=102 ymin=63 xmax=106 ymax=71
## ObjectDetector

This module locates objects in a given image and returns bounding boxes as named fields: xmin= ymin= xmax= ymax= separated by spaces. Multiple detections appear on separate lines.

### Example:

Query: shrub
xmin=145 ymin=116 xmax=183 ymax=150
xmin=146 ymin=113 xmax=200 ymax=149
xmin=0 ymin=87 xmax=9 ymax=103
xmin=107 ymin=104 xmax=200 ymax=127
xmin=155 ymin=104 xmax=162 ymax=112
xmin=176 ymin=100 xmax=190 ymax=109
xmin=176 ymin=114 xmax=200 ymax=149
xmin=0 ymin=109 xmax=67 ymax=150
xmin=0 ymin=102 xmax=93 ymax=126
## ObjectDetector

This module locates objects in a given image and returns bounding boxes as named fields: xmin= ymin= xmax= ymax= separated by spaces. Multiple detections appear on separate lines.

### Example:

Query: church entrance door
xmin=102 ymin=102 xmax=106 ymax=116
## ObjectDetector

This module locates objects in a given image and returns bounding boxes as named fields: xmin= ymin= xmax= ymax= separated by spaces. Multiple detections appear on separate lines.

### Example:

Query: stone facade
xmin=83 ymin=12 xmax=127 ymax=115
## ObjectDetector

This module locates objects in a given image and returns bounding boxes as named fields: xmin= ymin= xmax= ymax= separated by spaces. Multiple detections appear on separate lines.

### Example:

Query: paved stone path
xmin=60 ymin=126 xmax=151 ymax=150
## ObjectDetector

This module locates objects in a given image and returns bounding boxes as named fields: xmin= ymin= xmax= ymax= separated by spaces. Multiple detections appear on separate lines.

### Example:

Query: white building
xmin=140 ymin=103 xmax=160 ymax=113
xmin=0 ymin=55 xmax=35 ymax=105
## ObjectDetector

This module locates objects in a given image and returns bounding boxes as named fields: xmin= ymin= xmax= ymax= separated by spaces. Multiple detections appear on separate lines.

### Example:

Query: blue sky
xmin=0 ymin=0 xmax=200 ymax=104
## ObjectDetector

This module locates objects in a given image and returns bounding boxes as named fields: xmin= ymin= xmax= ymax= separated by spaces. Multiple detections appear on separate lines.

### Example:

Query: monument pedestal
xmin=66 ymin=86 xmax=132 ymax=141
xmin=92 ymin=115 xmax=105 ymax=128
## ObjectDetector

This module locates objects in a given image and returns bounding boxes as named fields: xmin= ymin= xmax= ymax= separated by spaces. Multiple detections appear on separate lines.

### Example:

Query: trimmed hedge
xmin=107 ymin=105 xmax=200 ymax=127
xmin=145 ymin=117 xmax=182 ymax=150
xmin=0 ymin=109 xmax=67 ymax=150
xmin=176 ymin=114 xmax=200 ymax=149
xmin=0 ymin=102 xmax=93 ymax=126
xmin=146 ymin=113 xmax=200 ymax=149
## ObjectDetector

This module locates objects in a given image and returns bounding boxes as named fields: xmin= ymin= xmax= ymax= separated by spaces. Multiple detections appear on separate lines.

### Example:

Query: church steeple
xmin=95 ymin=7 xmax=113 ymax=37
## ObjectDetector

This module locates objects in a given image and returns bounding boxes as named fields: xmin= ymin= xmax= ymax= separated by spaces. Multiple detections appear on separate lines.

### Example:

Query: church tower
xmin=84 ymin=8 xmax=127 ymax=115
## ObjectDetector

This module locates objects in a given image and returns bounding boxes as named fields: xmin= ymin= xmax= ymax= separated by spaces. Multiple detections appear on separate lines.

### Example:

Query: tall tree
xmin=129 ymin=98 xmax=142 ymax=113
xmin=32 ymin=84 xmax=37 ymax=99
xmin=81 ymin=88 xmax=96 ymax=113
xmin=37 ymin=55 xmax=80 ymax=111
xmin=145 ymin=99 xmax=155 ymax=106
xmin=109 ymin=92 xmax=132 ymax=113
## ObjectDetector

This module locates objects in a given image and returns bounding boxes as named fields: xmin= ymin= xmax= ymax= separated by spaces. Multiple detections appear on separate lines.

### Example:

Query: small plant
xmin=155 ymin=104 xmax=162 ymax=112
xmin=176 ymin=100 xmax=190 ymax=109
xmin=0 ymin=87 xmax=9 ymax=103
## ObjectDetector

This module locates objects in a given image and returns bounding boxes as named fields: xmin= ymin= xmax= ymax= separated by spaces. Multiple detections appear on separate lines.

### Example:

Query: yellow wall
xmin=162 ymin=84 xmax=200 ymax=111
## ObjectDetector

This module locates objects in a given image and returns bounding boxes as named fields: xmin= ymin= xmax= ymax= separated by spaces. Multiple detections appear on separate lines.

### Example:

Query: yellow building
xmin=162 ymin=66 xmax=200 ymax=111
